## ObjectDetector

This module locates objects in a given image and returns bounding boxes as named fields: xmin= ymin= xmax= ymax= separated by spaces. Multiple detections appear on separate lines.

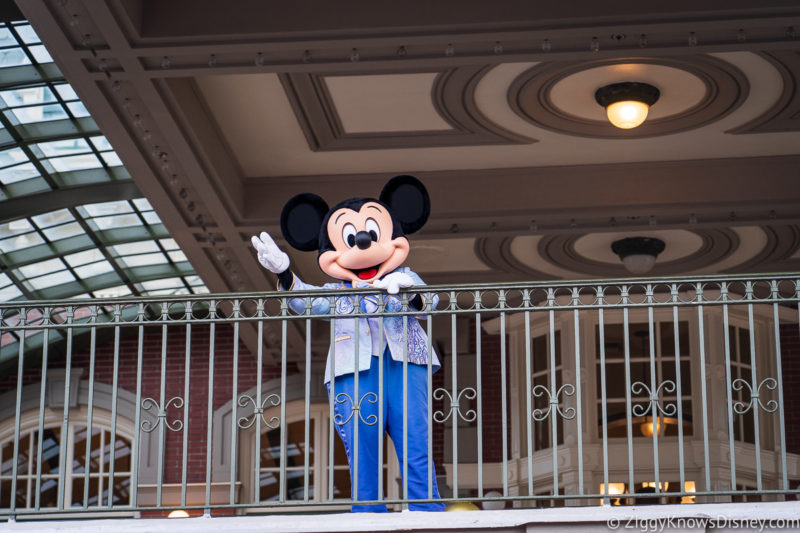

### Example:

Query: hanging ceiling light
xmin=594 ymin=82 xmax=660 ymax=129
xmin=611 ymin=236 xmax=665 ymax=274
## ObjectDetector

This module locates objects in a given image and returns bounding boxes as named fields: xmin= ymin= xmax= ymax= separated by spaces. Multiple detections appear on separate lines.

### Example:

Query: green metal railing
xmin=0 ymin=273 xmax=798 ymax=517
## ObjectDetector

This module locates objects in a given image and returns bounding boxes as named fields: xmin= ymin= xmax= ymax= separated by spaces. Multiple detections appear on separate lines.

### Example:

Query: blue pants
xmin=328 ymin=352 xmax=445 ymax=512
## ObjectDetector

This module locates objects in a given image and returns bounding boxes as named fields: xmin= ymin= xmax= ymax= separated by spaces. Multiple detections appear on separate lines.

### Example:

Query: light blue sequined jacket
xmin=282 ymin=267 xmax=440 ymax=383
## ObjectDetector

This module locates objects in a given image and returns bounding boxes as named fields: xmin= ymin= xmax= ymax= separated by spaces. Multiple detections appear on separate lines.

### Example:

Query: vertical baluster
xmin=524 ymin=304 xmax=533 ymax=497
xmin=254 ymin=309 xmax=264 ymax=504
xmin=353 ymin=294 xmax=360 ymax=504
xmin=772 ymin=295 xmax=788 ymax=491
xmin=623 ymin=305 xmax=634 ymax=494
xmin=328 ymin=299 xmax=335 ymax=502
xmin=58 ymin=312 xmax=73 ymax=510
xmin=378 ymin=295 xmax=385 ymax=503
xmin=747 ymin=302 xmax=763 ymax=490
xmin=402 ymin=293 xmax=409 ymax=505
xmin=304 ymin=308 xmax=312 ymax=502
xmin=573 ymin=305 xmax=583 ymax=495
xmin=82 ymin=317 xmax=96 ymax=508
xmin=180 ymin=305 xmax=191 ymax=507
xmin=279 ymin=310 xmax=288 ymax=503
xmin=672 ymin=299 xmax=686 ymax=494
xmin=131 ymin=306 xmax=144 ymax=510
xmin=425 ymin=295 xmax=433 ymax=500
xmin=598 ymin=305 xmax=609 ymax=505
xmin=647 ymin=305 xmax=659 ymax=496
xmin=10 ymin=309 xmax=26 ymax=515
xmin=475 ymin=302 xmax=483 ymax=498
xmin=450 ymin=293 xmax=458 ymax=497
xmin=500 ymin=298 xmax=508 ymax=497
xmin=228 ymin=312 xmax=239 ymax=505
xmin=723 ymin=302 xmax=737 ymax=491
xmin=34 ymin=312 xmax=49 ymax=511
xmin=204 ymin=306 xmax=216 ymax=509
xmin=157 ymin=310 xmax=168 ymax=508
xmin=549 ymin=308 xmax=559 ymax=496
xmin=107 ymin=318 xmax=121 ymax=508
xmin=697 ymin=301 xmax=711 ymax=493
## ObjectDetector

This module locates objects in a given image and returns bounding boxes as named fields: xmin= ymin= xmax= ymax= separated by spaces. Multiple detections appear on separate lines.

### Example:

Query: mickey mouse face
xmin=320 ymin=201 xmax=409 ymax=283
xmin=280 ymin=175 xmax=430 ymax=284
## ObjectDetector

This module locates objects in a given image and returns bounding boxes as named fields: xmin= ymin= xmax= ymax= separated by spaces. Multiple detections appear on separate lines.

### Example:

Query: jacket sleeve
xmin=279 ymin=272 xmax=335 ymax=316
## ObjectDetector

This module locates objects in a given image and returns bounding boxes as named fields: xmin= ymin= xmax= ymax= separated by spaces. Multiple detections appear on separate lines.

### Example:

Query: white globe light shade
xmin=605 ymin=100 xmax=650 ymax=129
xmin=621 ymin=254 xmax=657 ymax=274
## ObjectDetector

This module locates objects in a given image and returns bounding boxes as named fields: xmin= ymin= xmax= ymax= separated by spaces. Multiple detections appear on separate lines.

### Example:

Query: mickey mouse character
xmin=251 ymin=175 xmax=444 ymax=512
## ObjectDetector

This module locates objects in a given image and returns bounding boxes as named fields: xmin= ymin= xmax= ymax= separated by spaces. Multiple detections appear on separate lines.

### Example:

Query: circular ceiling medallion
xmin=539 ymin=229 xmax=739 ymax=277
xmin=509 ymin=56 xmax=749 ymax=138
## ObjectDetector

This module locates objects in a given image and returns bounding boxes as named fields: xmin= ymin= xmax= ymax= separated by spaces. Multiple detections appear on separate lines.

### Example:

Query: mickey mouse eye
xmin=365 ymin=218 xmax=380 ymax=242
xmin=342 ymin=223 xmax=357 ymax=248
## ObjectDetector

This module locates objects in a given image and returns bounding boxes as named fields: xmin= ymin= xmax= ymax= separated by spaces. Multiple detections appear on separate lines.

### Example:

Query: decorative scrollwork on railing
xmin=531 ymin=383 xmax=576 ymax=421
xmin=631 ymin=380 xmax=677 ymax=418
xmin=432 ymin=387 xmax=477 ymax=423
xmin=732 ymin=378 xmax=778 ymax=414
xmin=237 ymin=393 xmax=282 ymax=429
xmin=141 ymin=396 xmax=184 ymax=433
xmin=333 ymin=392 xmax=378 ymax=426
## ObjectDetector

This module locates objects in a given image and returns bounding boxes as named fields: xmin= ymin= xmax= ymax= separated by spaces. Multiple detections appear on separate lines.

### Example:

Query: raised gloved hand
xmin=372 ymin=271 xmax=414 ymax=294
xmin=251 ymin=232 xmax=290 ymax=274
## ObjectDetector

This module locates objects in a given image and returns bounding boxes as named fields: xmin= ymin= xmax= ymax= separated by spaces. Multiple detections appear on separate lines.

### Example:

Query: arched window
xmin=0 ymin=408 xmax=133 ymax=509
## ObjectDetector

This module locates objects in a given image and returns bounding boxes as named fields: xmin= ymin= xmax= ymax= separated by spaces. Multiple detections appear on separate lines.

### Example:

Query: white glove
xmin=372 ymin=272 xmax=414 ymax=294
xmin=251 ymin=232 xmax=290 ymax=274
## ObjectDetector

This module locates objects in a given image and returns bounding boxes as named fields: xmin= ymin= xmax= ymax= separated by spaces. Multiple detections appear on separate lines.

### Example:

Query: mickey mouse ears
xmin=379 ymin=175 xmax=430 ymax=235
xmin=280 ymin=175 xmax=430 ymax=251
xmin=280 ymin=193 xmax=329 ymax=252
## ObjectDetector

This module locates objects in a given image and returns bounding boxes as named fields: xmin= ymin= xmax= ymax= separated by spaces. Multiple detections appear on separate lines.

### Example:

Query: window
xmin=0 ymin=417 xmax=132 ymax=509
xmin=596 ymin=321 xmax=692 ymax=439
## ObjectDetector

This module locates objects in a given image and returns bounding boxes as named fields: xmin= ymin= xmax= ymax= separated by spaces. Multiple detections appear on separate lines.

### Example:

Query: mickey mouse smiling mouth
xmin=318 ymin=201 xmax=410 ymax=285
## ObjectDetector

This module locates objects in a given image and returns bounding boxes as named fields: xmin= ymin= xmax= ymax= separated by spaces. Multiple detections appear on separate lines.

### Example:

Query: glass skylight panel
xmin=0 ymin=232 xmax=45 ymax=253
xmin=27 ymin=45 xmax=52 ymax=64
xmin=64 ymin=249 xmax=105 ymax=267
xmin=53 ymin=83 xmax=78 ymax=101
xmin=0 ymin=86 xmax=55 ymax=106
xmin=93 ymin=285 xmax=132 ymax=298
xmin=167 ymin=250 xmax=188 ymax=263
xmin=14 ymin=24 xmax=40 ymax=44
xmin=141 ymin=211 xmax=162 ymax=225
xmin=41 ymin=221 xmax=83 ymax=241
xmin=73 ymin=260 xmax=114 ymax=278
xmin=0 ymin=27 xmax=13 ymax=45
xmin=0 ymin=162 xmax=38 ymax=185
xmin=34 ymin=138 xmax=91 ymax=157
xmin=32 ymin=209 xmax=74 ymax=228
xmin=111 ymin=241 xmax=159 ymax=256
xmin=26 ymin=270 xmax=76 ymax=291
xmin=90 ymin=136 xmax=113 ymax=151
xmin=159 ymin=238 xmax=179 ymax=250
xmin=100 ymin=151 xmax=122 ymax=167
xmin=132 ymin=198 xmax=152 ymax=211
xmin=47 ymin=153 xmax=103 ymax=173
xmin=81 ymin=200 xmax=133 ymax=217
xmin=88 ymin=213 xmax=141 ymax=231
xmin=17 ymin=258 xmax=67 ymax=279
xmin=0 ymin=284 xmax=22 ymax=301
xmin=140 ymin=277 xmax=184 ymax=292
xmin=0 ymin=147 xmax=28 ymax=167
xmin=66 ymin=101 xmax=90 ymax=117
xmin=118 ymin=252 xmax=169 ymax=268
xmin=0 ymin=219 xmax=33 ymax=238
xmin=0 ymin=48 xmax=30 ymax=68
xmin=8 ymin=103 xmax=69 ymax=124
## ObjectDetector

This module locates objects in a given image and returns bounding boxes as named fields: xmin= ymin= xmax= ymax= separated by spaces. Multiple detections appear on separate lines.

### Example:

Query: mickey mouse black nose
xmin=354 ymin=231 xmax=372 ymax=250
